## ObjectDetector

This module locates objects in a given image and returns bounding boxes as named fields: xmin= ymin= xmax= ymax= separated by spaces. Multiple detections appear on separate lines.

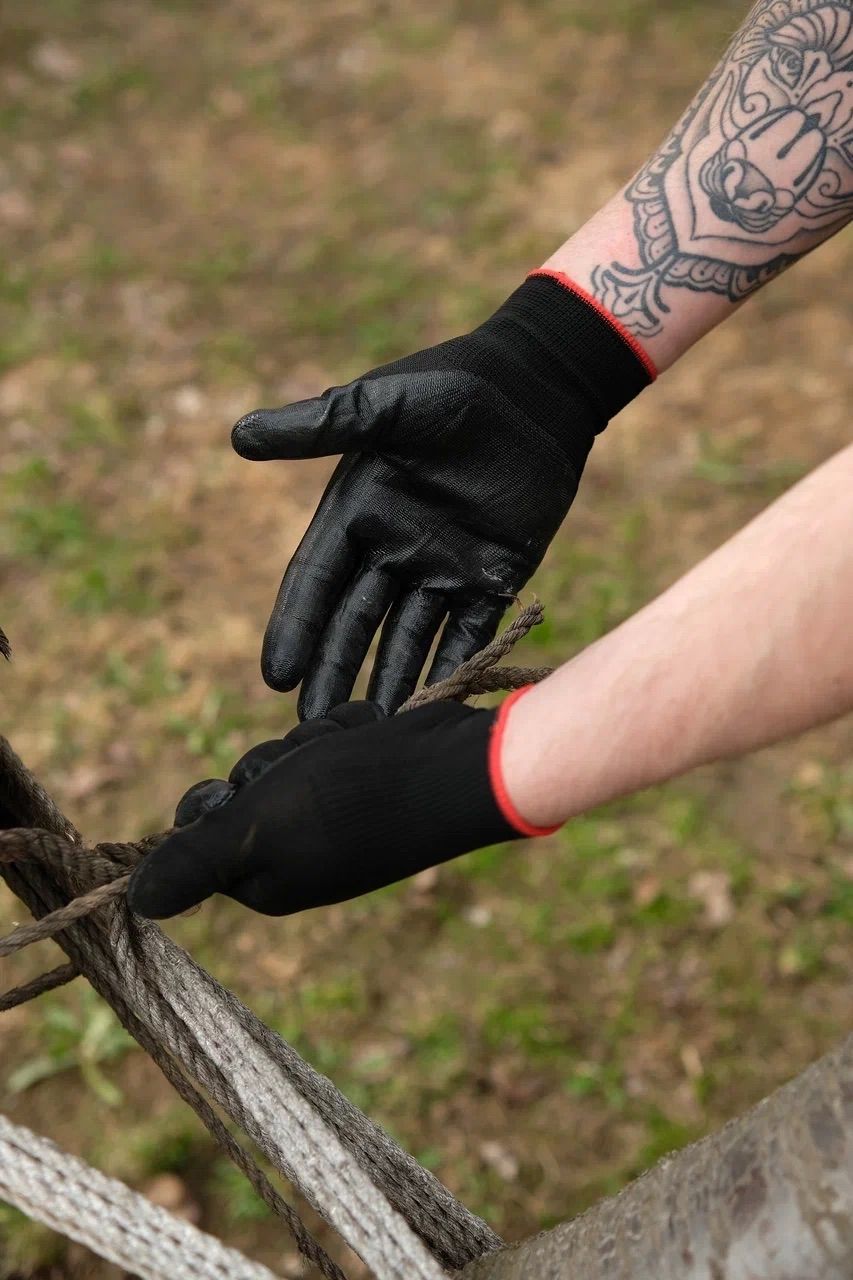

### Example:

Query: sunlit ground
xmin=1 ymin=2 xmax=851 ymax=1275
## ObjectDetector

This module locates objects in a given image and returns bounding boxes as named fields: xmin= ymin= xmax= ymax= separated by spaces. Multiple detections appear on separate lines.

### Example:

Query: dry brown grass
xmin=1 ymin=2 xmax=851 ymax=1275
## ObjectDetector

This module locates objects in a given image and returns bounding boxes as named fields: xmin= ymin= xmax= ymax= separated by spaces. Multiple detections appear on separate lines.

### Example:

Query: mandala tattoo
xmin=592 ymin=0 xmax=853 ymax=337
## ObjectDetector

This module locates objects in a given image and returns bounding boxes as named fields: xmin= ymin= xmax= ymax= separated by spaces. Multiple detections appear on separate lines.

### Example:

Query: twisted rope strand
xmin=0 ymin=962 xmax=78 ymax=1012
xmin=1 ymin=838 xmax=348 ymax=1280
xmin=0 ymin=1113 xmax=283 ymax=1280
xmin=399 ymin=600 xmax=549 ymax=710
xmin=0 ymin=860 xmax=129 ymax=956
xmin=0 ymin=600 xmax=550 ymax=1276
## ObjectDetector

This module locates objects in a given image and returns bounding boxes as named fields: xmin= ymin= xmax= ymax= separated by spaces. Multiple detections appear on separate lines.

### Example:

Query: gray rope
xmin=0 ymin=1113 xmax=282 ymax=1280
xmin=0 ymin=824 xmax=500 ymax=1270
xmin=0 ymin=604 xmax=550 ymax=1278
xmin=0 ymin=841 xmax=350 ymax=1280
xmin=0 ymin=804 xmax=477 ymax=1280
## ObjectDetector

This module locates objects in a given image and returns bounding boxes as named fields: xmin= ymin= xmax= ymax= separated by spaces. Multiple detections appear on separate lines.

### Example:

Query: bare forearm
xmin=502 ymin=445 xmax=853 ymax=827
xmin=545 ymin=0 xmax=853 ymax=372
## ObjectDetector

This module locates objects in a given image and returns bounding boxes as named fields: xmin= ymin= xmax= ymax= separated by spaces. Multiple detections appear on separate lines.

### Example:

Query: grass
xmin=0 ymin=0 xmax=850 ymax=1274
xmin=0 ymin=1206 xmax=63 ymax=1275
xmin=2 ymin=456 xmax=195 ymax=615
xmin=6 ymin=991 xmax=134 ymax=1106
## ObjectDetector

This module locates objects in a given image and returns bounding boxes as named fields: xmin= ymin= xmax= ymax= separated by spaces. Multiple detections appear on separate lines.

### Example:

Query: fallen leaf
xmin=479 ymin=1139 xmax=519 ymax=1182
xmin=143 ymin=1174 xmax=201 ymax=1224
xmin=688 ymin=871 xmax=734 ymax=928
xmin=680 ymin=1043 xmax=704 ymax=1080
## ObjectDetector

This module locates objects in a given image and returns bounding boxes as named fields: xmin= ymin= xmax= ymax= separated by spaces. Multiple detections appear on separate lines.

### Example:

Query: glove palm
xmin=234 ymin=273 xmax=652 ymax=717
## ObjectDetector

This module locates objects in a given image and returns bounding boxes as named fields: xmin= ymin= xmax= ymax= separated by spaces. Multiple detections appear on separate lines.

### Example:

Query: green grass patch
xmin=7 ymin=989 xmax=134 ymax=1106
xmin=0 ymin=1203 xmax=64 ymax=1274
xmin=2 ymin=457 xmax=192 ymax=615
xmin=210 ymin=1160 xmax=274 ymax=1224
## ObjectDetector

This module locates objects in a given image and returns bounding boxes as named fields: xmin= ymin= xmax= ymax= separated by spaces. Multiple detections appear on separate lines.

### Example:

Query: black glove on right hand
xmin=233 ymin=271 xmax=655 ymax=718
xmin=126 ymin=692 xmax=556 ymax=920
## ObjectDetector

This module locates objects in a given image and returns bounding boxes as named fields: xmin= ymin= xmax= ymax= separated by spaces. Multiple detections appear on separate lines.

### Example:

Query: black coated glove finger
xmin=426 ymin=597 xmax=511 ymax=686
xmin=261 ymin=490 xmax=360 ymax=692
xmin=297 ymin=565 xmax=397 ymax=721
xmin=232 ymin=377 xmax=404 ymax=461
xmin=366 ymin=589 xmax=447 ymax=713
xmin=228 ymin=701 xmax=385 ymax=788
xmin=127 ymin=696 xmax=555 ymax=921
xmin=175 ymin=778 xmax=236 ymax=828
xmin=236 ymin=271 xmax=655 ymax=716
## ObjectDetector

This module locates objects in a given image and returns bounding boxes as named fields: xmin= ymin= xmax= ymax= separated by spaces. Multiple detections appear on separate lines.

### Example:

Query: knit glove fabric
xmin=126 ymin=692 xmax=556 ymax=920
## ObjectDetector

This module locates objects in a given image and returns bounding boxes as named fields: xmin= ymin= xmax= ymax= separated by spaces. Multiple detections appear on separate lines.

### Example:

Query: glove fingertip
xmin=231 ymin=410 xmax=270 ymax=459
xmin=126 ymin=831 xmax=212 ymax=920
xmin=261 ymin=633 xmax=309 ymax=693
xmin=174 ymin=779 xmax=235 ymax=828
xmin=297 ymin=683 xmax=334 ymax=723
xmin=228 ymin=740 xmax=292 ymax=788
xmin=232 ymin=408 xmax=305 ymax=461
xmin=232 ymin=399 xmax=331 ymax=461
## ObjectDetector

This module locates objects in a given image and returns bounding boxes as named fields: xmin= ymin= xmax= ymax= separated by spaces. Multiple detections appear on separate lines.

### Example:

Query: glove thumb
xmin=232 ymin=377 xmax=402 ymax=460
xmin=126 ymin=813 xmax=244 ymax=919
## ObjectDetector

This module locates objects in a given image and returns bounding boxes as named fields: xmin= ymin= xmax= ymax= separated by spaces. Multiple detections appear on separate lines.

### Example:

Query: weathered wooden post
xmin=462 ymin=1033 xmax=853 ymax=1279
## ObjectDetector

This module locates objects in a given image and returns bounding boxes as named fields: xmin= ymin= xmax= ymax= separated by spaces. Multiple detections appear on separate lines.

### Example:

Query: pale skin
xmin=549 ymin=0 xmax=853 ymax=371
xmin=502 ymin=443 xmax=853 ymax=828
xmin=503 ymin=0 xmax=853 ymax=826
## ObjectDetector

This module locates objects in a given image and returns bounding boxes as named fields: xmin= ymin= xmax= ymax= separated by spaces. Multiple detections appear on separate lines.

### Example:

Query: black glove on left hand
xmin=233 ymin=271 xmax=654 ymax=718
xmin=126 ymin=695 xmax=554 ymax=920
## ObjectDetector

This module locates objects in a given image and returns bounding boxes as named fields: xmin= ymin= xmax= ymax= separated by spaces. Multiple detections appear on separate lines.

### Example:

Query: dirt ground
xmin=1 ymin=1 xmax=851 ymax=1276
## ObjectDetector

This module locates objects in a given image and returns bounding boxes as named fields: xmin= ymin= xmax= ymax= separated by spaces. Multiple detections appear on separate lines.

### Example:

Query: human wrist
xmin=483 ymin=271 xmax=656 ymax=422
xmin=488 ymin=688 xmax=566 ymax=834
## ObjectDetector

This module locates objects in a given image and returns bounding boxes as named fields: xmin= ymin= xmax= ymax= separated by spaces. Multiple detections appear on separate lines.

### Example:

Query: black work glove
xmin=233 ymin=271 xmax=654 ymax=719
xmin=126 ymin=693 xmax=555 ymax=919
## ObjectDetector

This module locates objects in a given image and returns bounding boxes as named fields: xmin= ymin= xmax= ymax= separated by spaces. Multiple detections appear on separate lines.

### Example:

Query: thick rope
xmin=0 ymin=848 xmax=129 ymax=955
xmin=0 ymin=817 xmax=371 ymax=1280
xmin=399 ymin=601 xmax=549 ymax=710
xmin=0 ymin=1113 xmax=283 ymax=1280
xmin=0 ymin=601 xmax=550 ymax=1277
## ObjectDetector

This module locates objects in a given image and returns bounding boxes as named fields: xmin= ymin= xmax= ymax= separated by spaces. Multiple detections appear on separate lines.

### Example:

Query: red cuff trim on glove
xmin=527 ymin=268 xmax=658 ymax=382
xmin=488 ymin=687 xmax=562 ymax=838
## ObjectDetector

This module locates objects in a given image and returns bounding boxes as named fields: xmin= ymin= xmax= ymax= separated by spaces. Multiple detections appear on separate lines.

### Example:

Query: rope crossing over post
xmin=0 ymin=602 xmax=551 ymax=1280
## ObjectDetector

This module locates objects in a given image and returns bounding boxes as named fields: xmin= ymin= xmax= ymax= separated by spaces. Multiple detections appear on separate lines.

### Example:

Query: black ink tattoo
xmin=592 ymin=0 xmax=853 ymax=337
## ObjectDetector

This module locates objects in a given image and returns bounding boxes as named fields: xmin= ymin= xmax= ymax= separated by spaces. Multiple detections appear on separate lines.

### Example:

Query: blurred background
xmin=1 ymin=1 xmax=851 ymax=1276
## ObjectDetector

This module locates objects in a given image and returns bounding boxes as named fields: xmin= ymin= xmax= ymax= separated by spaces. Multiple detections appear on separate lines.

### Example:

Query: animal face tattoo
xmin=592 ymin=2 xmax=853 ymax=336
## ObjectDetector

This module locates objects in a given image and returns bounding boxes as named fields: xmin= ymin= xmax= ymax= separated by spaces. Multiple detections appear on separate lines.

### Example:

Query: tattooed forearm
xmin=590 ymin=0 xmax=853 ymax=339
